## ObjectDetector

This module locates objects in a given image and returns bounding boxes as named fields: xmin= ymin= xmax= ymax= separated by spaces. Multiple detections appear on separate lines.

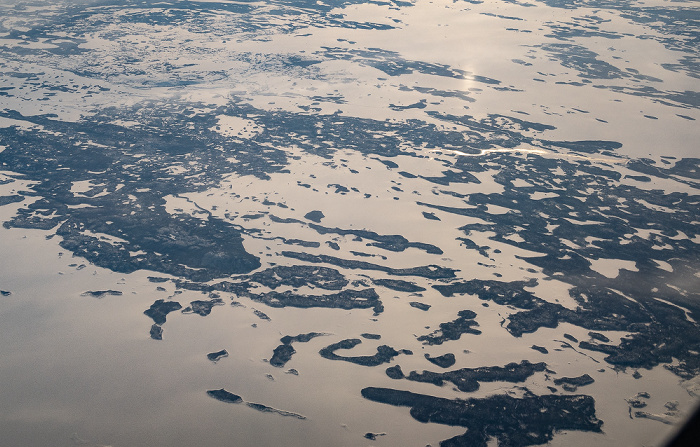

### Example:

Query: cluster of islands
xmin=1 ymin=95 xmax=698 ymax=445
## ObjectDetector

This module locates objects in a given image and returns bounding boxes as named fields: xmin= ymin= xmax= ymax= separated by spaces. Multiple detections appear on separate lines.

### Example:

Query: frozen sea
xmin=0 ymin=0 xmax=699 ymax=446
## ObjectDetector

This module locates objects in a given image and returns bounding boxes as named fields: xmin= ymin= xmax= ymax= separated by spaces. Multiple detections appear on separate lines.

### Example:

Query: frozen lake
xmin=1 ymin=0 xmax=699 ymax=446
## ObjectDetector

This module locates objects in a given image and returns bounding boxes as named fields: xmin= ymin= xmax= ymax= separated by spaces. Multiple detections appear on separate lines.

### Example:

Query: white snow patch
xmin=588 ymin=257 xmax=639 ymax=279
xmin=531 ymin=191 xmax=558 ymax=200
xmin=70 ymin=180 xmax=98 ymax=195
xmin=653 ymin=259 xmax=673 ymax=272
xmin=210 ymin=115 xmax=262 ymax=139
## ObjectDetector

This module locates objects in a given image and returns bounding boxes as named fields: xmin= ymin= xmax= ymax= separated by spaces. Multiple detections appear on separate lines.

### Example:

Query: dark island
xmin=207 ymin=349 xmax=229 ymax=363
xmin=554 ymin=374 xmax=595 ymax=392
xmin=417 ymin=310 xmax=481 ymax=345
xmin=319 ymin=338 xmax=409 ymax=367
xmin=361 ymin=387 xmax=602 ymax=447
xmin=401 ymin=360 xmax=548 ymax=393
xmin=206 ymin=389 xmax=242 ymax=404
xmin=425 ymin=353 xmax=456 ymax=368
xmin=270 ymin=332 xmax=326 ymax=367
xmin=144 ymin=299 xmax=182 ymax=325
xmin=81 ymin=290 xmax=122 ymax=298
